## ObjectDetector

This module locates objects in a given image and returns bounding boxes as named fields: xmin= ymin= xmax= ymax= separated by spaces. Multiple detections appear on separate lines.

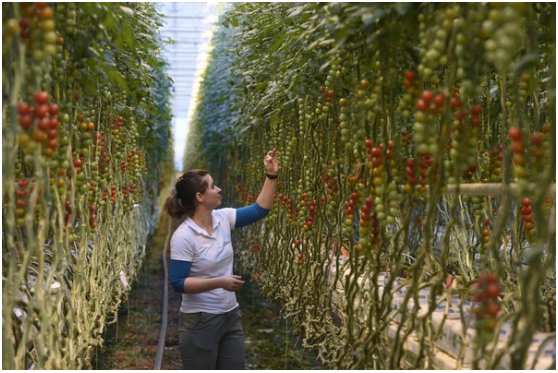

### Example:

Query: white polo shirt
xmin=170 ymin=208 xmax=238 ymax=314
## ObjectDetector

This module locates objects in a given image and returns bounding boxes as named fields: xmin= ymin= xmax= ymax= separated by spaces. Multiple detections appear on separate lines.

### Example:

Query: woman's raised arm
xmin=255 ymin=149 xmax=279 ymax=209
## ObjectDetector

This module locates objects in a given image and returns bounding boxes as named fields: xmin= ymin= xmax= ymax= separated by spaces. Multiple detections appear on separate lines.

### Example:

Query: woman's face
xmin=198 ymin=174 xmax=222 ymax=209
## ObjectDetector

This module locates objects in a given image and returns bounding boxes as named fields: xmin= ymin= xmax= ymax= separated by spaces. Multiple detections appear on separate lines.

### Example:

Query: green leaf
xmin=83 ymin=81 xmax=101 ymax=97
xmin=103 ymin=11 xmax=116 ymax=32
xmin=138 ymin=122 xmax=146 ymax=136
xmin=120 ymin=6 xmax=134 ymax=17
xmin=288 ymin=5 xmax=304 ymax=17
xmin=122 ymin=23 xmax=135 ymax=49
xmin=270 ymin=32 xmax=287 ymax=53
xmin=107 ymin=69 xmax=130 ymax=92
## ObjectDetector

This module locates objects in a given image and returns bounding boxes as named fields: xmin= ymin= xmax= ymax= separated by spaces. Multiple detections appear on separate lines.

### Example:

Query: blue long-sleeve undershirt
xmin=170 ymin=203 xmax=270 ymax=293
xmin=170 ymin=260 xmax=192 ymax=293
xmin=235 ymin=202 xmax=270 ymax=228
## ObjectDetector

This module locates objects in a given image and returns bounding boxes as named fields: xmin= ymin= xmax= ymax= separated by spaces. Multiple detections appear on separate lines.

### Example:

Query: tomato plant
xmin=2 ymin=3 xmax=173 ymax=369
xmin=187 ymin=3 xmax=555 ymax=370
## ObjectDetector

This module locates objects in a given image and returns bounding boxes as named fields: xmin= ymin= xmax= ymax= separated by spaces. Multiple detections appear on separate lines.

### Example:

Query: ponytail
xmin=164 ymin=193 xmax=188 ymax=219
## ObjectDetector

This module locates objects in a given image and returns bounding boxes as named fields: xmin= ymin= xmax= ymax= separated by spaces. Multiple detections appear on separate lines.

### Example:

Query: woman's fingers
xmin=264 ymin=150 xmax=279 ymax=173
xmin=232 ymin=276 xmax=245 ymax=290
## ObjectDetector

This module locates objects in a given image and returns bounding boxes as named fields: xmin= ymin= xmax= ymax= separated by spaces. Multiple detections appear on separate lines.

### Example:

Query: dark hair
xmin=165 ymin=170 xmax=209 ymax=219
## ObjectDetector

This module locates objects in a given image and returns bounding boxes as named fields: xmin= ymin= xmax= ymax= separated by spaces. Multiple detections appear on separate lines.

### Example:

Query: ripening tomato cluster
xmin=455 ymin=104 xmax=482 ymax=180
xmin=414 ymin=89 xmax=447 ymax=157
xmin=121 ymin=185 xmax=133 ymax=201
xmin=359 ymin=197 xmax=380 ymax=250
xmin=529 ymin=125 xmax=550 ymax=180
xmin=470 ymin=196 xmax=485 ymax=217
xmin=278 ymin=194 xmax=299 ymax=223
xmin=15 ymin=180 xmax=34 ymax=228
xmin=404 ymin=158 xmax=418 ymax=194
xmin=17 ymin=2 xmax=63 ymax=59
xmin=444 ymin=88 xmax=479 ymax=182
xmin=323 ymin=55 xmax=341 ymax=96
xmin=94 ymin=131 xmax=109 ymax=172
xmin=72 ymin=155 xmax=84 ymax=175
xmin=250 ymin=239 xmax=261 ymax=253
xmin=400 ymin=129 xmax=413 ymax=155
xmin=469 ymin=105 xmax=482 ymax=128
xmin=297 ymin=253 xmax=304 ymax=266
xmin=17 ymin=92 xmax=61 ymax=161
xmin=252 ymin=268 xmax=260 ymax=282
xmin=520 ymin=198 xmax=534 ymax=239
xmin=398 ymin=70 xmax=420 ymax=154
xmin=235 ymin=175 xmax=257 ymax=205
xmin=415 ymin=89 xmax=441 ymax=114
xmin=291 ymin=235 xmax=305 ymax=266
xmin=343 ymin=193 xmax=359 ymax=224
xmin=63 ymin=200 xmax=73 ymax=227
xmin=410 ymin=153 xmax=435 ymax=195
xmin=89 ymin=204 xmax=98 ymax=229
xmin=487 ymin=145 xmax=504 ymax=182
xmin=301 ymin=193 xmax=319 ymax=231
xmin=480 ymin=219 xmax=491 ymax=253
xmin=367 ymin=142 xmax=398 ymax=225
xmin=398 ymin=70 xmax=420 ymax=123
xmin=103 ymin=185 xmax=117 ymax=206
xmin=517 ymin=74 xmax=530 ymax=102
xmin=508 ymin=126 xmax=531 ymax=183
xmin=472 ymin=273 xmax=501 ymax=332
xmin=324 ymin=172 xmax=339 ymax=220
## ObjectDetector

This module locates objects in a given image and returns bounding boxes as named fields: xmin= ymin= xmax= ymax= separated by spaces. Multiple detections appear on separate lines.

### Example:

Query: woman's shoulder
xmin=213 ymin=208 xmax=236 ymax=227
xmin=213 ymin=207 xmax=235 ymax=217
xmin=170 ymin=220 xmax=195 ymax=243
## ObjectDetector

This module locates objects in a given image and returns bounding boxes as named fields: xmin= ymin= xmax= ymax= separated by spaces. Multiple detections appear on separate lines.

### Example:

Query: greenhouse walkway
xmin=94 ymin=208 xmax=322 ymax=370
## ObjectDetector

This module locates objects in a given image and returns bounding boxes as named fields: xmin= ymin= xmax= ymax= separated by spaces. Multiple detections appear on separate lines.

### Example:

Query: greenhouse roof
xmin=158 ymin=2 xmax=219 ymax=170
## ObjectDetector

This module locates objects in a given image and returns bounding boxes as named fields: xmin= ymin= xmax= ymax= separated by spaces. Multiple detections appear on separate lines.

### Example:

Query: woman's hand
xmin=264 ymin=149 xmax=279 ymax=175
xmin=220 ymin=275 xmax=245 ymax=292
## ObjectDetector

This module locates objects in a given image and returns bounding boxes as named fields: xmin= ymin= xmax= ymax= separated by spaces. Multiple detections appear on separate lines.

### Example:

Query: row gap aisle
xmin=94 ymin=208 xmax=323 ymax=369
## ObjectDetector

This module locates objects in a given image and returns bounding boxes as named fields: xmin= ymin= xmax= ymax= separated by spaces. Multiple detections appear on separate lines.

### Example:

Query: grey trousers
xmin=179 ymin=307 xmax=245 ymax=370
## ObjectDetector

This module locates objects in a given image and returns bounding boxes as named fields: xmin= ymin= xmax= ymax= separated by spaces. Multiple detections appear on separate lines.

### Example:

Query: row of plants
xmin=186 ymin=3 xmax=555 ymax=369
xmin=2 ymin=3 xmax=173 ymax=369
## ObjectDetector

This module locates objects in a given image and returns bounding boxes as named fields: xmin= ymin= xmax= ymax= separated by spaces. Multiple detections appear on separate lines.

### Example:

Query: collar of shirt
xmin=185 ymin=213 xmax=221 ymax=238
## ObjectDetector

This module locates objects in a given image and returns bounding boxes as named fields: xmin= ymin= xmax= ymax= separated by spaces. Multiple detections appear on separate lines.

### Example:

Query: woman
xmin=165 ymin=149 xmax=279 ymax=370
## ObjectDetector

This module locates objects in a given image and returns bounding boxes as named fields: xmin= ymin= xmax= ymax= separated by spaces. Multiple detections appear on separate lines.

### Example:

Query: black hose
xmin=154 ymin=218 xmax=172 ymax=370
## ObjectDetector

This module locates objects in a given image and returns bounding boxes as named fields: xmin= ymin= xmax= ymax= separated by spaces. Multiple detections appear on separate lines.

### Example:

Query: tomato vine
xmin=2 ymin=3 xmax=173 ymax=369
xmin=188 ymin=3 xmax=555 ymax=369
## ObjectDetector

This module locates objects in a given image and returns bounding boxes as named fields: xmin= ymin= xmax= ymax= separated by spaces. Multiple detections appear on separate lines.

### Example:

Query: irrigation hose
xmin=154 ymin=218 xmax=172 ymax=370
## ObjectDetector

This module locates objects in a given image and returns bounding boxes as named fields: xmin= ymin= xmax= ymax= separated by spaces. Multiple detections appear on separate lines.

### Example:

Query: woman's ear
xmin=195 ymin=192 xmax=204 ymax=203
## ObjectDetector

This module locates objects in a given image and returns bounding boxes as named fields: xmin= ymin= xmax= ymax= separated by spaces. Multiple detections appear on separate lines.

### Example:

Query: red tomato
xmin=470 ymin=105 xmax=482 ymax=116
xmin=34 ymin=91 xmax=49 ymax=105
xmin=420 ymin=90 xmax=434 ymax=102
xmin=486 ymin=283 xmax=500 ymax=299
xmin=486 ymin=302 xmax=500 ymax=318
xmin=508 ymin=127 xmax=522 ymax=141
